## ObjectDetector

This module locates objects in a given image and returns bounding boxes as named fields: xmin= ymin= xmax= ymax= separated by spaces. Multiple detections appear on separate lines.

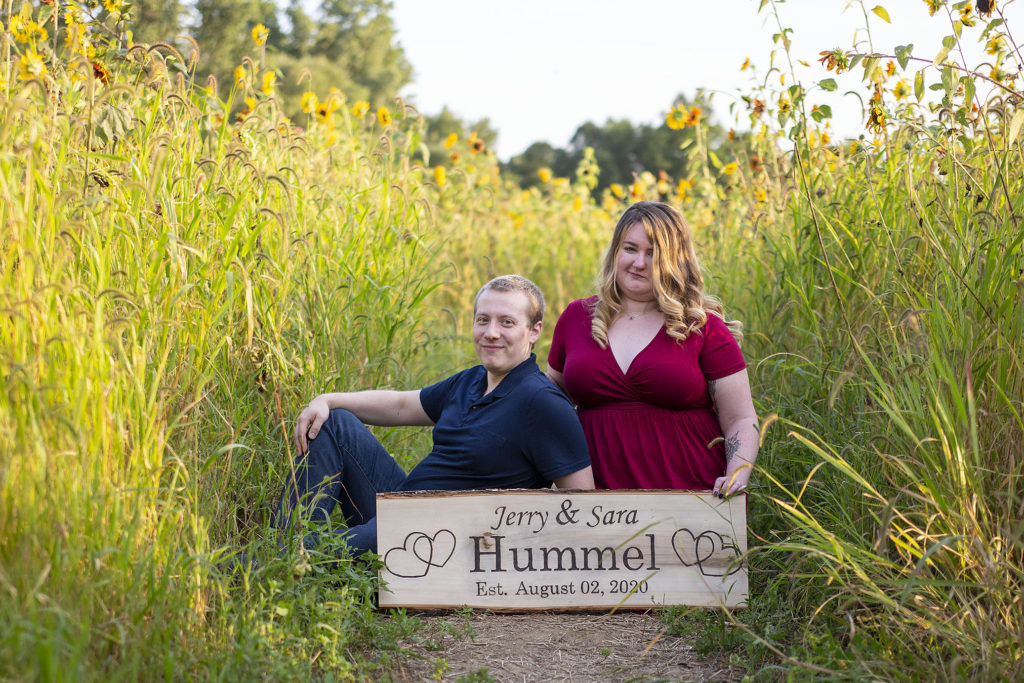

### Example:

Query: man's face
xmin=472 ymin=289 xmax=542 ymax=378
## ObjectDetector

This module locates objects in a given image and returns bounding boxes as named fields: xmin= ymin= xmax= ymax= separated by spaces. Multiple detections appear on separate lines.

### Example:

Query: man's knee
xmin=322 ymin=408 xmax=369 ymax=443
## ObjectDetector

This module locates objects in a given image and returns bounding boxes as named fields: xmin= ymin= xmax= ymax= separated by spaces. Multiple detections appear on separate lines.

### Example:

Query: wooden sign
xmin=377 ymin=490 xmax=746 ymax=610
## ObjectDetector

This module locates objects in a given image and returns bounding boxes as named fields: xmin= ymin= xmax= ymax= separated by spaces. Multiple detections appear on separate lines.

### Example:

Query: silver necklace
xmin=626 ymin=307 xmax=656 ymax=320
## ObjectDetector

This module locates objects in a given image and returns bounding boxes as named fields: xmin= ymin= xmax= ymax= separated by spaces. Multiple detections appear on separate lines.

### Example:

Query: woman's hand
xmin=713 ymin=461 xmax=753 ymax=498
xmin=293 ymin=395 xmax=330 ymax=455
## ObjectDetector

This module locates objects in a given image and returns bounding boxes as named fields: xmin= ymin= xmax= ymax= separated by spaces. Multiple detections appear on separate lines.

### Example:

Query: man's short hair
xmin=474 ymin=275 xmax=545 ymax=326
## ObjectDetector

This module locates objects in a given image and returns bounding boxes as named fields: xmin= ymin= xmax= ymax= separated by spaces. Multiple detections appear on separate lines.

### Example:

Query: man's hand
xmin=294 ymin=395 xmax=330 ymax=455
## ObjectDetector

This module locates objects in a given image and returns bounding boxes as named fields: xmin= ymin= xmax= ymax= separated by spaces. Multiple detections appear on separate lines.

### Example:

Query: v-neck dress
xmin=548 ymin=297 xmax=747 ymax=490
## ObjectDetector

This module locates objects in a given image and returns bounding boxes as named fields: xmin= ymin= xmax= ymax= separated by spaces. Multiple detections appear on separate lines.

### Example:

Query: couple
xmin=280 ymin=201 xmax=758 ymax=557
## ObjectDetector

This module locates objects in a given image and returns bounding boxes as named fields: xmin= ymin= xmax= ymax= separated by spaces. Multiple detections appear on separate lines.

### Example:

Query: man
xmin=279 ymin=274 xmax=594 ymax=556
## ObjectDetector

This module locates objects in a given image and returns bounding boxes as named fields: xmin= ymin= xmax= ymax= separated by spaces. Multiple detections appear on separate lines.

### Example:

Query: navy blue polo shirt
xmin=399 ymin=354 xmax=590 ymax=491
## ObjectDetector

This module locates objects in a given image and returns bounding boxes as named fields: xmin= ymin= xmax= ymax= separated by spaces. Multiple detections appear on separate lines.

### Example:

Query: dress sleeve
xmin=546 ymin=304 xmax=573 ymax=373
xmin=521 ymin=385 xmax=591 ymax=480
xmin=698 ymin=314 xmax=747 ymax=380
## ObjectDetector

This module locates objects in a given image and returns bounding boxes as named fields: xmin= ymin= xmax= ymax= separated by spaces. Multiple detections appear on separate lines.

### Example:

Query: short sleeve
xmin=418 ymin=372 xmax=461 ymax=424
xmin=547 ymin=307 xmax=571 ymax=373
xmin=698 ymin=314 xmax=747 ymax=380
xmin=520 ymin=386 xmax=591 ymax=480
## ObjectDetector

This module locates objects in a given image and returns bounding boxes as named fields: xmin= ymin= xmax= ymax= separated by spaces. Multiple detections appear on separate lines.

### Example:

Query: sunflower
xmin=261 ymin=71 xmax=276 ymax=96
xmin=986 ymin=35 xmax=1005 ymax=55
xmin=818 ymin=49 xmax=847 ymax=73
xmin=740 ymin=57 xmax=752 ymax=71
xmin=665 ymin=106 xmax=687 ymax=130
xmin=537 ymin=168 xmax=552 ymax=183
xmin=722 ymin=162 xmax=738 ymax=176
xmin=315 ymin=102 xmax=331 ymax=123
xmin=749 ymin=155 xmax=764 ymax=172
xmin=18 ymin=47 xmax=47 ymax=81
xmin=92 ymin=61 xmax=111 ymax=84
xmin=976 ymin=0 xmax=995 ymax=18
xmin=433 ymin=165 xmax=446 ymax=187
xmin=351 ymin=100 xmax=369 ymax=118
xmin=301 ymin=91 xmax=317 ymax=114
xmin=377 ymin=106 xmax=392 ymax=126
xmin=12 ymin=18 xmax=47 ymax=44
xmin=233 ymin=65 xmax=246 ymax=87
xmin=893 ymin=79 xmax=911 ymax=101
xmin=923 ymin=0 xmax=943 ymax=17
xmin=251 ymin=24 xmax=269 ymax=47
xmin=444 ymin=133 xmax=458 ymax=148
xmin=866 ymin=104 xmax=887 ymax=134
xmin=684 ymin=107 xmax=702 ymax=127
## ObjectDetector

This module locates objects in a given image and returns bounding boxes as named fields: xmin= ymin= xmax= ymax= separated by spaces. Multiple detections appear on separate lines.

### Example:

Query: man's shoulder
xmin=513 ymin=367 xmax=573 ymax=409
xmin=444 ymin=364 xmax=485 ymax=383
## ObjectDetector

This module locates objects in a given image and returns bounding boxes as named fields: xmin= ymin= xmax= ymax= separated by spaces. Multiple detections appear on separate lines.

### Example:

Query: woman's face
xmin=615 ymin=222 xmax=656 ymax=302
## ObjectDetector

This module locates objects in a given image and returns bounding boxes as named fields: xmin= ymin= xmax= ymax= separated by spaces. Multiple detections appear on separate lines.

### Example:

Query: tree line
xmin=124 ymin=1 xmax=749 ymax=194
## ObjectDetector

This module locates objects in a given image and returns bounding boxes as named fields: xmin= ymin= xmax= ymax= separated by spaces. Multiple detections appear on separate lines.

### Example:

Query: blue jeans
xmin=276 ymin=409 xmax=408 ymax=556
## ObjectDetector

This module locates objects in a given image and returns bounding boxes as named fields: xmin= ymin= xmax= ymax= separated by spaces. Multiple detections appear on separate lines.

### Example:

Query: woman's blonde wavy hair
xmin=590 ymin=201 xmax=743 ymax=347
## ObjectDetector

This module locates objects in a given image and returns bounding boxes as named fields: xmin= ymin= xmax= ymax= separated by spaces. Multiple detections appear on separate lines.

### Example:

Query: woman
xmin=547 ymin=201 xmax=758 ymax=497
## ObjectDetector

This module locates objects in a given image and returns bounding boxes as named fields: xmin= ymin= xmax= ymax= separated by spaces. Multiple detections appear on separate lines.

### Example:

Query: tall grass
xmin=1 ymin=0 xmax=1022 ymax=679
xmin=657 ymin=2 xmax=1024 ymax=678
xmin=1 ymin=20 xmax=438 ymax=677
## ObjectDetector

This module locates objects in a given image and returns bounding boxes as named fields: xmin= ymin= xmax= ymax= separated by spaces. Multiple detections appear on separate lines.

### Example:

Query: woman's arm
xmin=707 ymin=369 xmax=759 ymax=497
xmin=546 ymin=367 xmax=566 ymax=393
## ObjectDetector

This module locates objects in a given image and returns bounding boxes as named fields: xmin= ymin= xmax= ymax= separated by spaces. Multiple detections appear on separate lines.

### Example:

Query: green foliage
xmin=2 ymin=0 xmax=1023 ymax=680
xmin=420 ymin=106 xmax=498 ymax=166
xmin=127 ymin=0 xmax=187 ymax=45
xmin=0 ymin=8 xmax=437 ymax=676
xmin=166 ymin=0 xmax=412 ymax=118
xmin=505 ymin=91 xmax=730 ymax=195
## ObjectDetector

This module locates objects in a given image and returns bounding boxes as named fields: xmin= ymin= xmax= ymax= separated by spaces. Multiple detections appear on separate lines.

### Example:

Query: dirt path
xmin=387 ymin=611 xmax=740 ymax=682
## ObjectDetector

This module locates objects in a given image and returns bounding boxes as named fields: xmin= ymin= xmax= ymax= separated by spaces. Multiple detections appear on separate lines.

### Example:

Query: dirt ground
xmin=385 ymin=611 xmax=741 ymax=682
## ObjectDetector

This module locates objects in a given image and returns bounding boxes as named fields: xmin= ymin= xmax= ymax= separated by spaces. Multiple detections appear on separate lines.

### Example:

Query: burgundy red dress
xmin=548 ymin=297 xmax=747 ymax=490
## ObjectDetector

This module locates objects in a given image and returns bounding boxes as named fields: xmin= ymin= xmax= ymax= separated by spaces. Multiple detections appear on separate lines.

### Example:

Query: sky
xmin=387 ymin=0 xmax=1004 ymax=160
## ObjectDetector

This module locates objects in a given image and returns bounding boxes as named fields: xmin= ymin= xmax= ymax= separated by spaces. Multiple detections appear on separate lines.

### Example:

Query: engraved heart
xmin=671 ymin=528 xmax=742 ymax=577
xmin=384 ymin=529 xmax=457 ymax=578
xmin=671 ymin=528 xmax=712 ymax=567
xmin=695 ymin=531 xmax=742 ymax=577
xmin=384 ymin=532 xmax=431 ymax=578
xmin=426 ymin=529 xmax=456 ymax=567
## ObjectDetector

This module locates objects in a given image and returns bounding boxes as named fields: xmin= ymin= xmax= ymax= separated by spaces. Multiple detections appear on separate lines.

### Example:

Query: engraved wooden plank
xmin=377 ymin=490 xmax=747 ymax=611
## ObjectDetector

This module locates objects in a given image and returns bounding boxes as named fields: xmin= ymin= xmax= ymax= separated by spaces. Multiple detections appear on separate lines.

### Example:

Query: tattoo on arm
xmin=707 ymin=379 xmax=717 ymax=405
xmin=724 ymin=433 xmax=740 ymax=463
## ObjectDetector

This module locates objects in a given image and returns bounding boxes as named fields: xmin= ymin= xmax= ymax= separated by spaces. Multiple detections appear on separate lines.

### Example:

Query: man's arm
xmin=293 ymin=390 xmax=432 ymax=454
xmin=554 ymin=466 xmax=595 ymax=490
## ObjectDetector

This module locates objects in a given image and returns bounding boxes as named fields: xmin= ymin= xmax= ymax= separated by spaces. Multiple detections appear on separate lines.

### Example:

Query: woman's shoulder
xmin=700 ymin=310 xmax=729 ymax=332
xmin=558 ymin=296 xmax=598 ymax=320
